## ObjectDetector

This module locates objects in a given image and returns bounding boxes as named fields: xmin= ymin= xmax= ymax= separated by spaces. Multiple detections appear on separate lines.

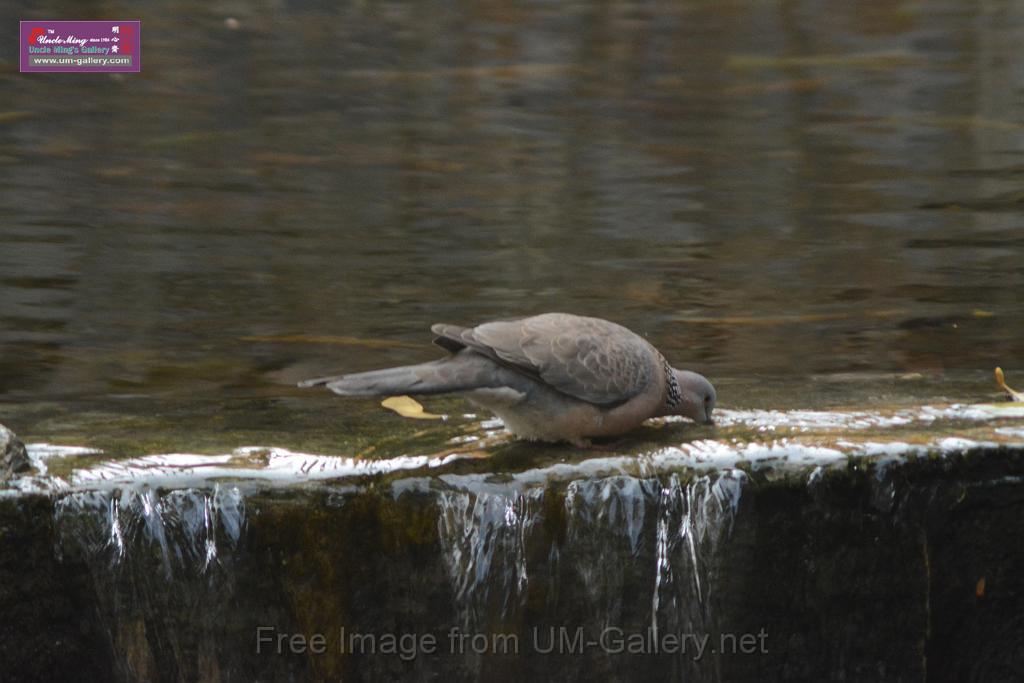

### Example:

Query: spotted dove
xmin=299 ymin=313 xmax=716 ymax=446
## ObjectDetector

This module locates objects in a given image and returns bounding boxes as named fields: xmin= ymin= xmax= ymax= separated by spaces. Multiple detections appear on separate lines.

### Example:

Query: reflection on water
xmin=2 ymin=0 xmax=1023 ymax=451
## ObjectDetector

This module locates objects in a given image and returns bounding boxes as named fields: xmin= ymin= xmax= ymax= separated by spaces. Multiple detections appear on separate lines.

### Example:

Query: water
xmin=3 ymin=4 xmax=1024 ymax=679
xmin=2 ymin=0 xmax=1023 ymax=457
xmin=39 ymin=443 xmax=1018 ymax=681
xmin=54 ymin=486 xmax=247 ymax=680
xmin=47 ymin=471 xmax=745 ymax=679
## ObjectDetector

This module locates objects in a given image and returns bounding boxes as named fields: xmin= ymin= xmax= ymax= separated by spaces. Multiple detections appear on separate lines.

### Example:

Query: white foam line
xmin=715 ymin=403 xmax=1024 ymax=431
xmin=27 ymin=443 xmax=101 ymax=458
xmin=22 ymin=434 xmax=1024 ymax=492
xmin=66 ymin=446 xmax=476 ymax=489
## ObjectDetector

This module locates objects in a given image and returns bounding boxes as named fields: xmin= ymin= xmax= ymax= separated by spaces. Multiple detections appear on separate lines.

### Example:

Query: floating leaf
xmin=381 ymin=395 xmax=443 ymax=420
xmin=0 ymin=111 xmax=33 ymax=124
xmin=976 ymin=577 xmax=986 ymax=598
xmin=995 ymin=368 xmax=1024 ymax=402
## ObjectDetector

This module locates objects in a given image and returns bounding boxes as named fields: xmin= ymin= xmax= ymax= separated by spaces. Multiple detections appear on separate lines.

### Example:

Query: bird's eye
xmin=704 ymin=395 xmax=711 ymax=404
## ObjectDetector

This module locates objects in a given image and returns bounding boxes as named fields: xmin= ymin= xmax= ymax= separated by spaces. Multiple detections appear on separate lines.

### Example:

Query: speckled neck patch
xmin=663 ymin=357 xmax=682 ymax=408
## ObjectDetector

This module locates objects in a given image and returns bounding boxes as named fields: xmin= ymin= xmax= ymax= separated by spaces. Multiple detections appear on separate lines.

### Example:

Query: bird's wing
xmin=432 ymin=313 xmax=657 ymax=406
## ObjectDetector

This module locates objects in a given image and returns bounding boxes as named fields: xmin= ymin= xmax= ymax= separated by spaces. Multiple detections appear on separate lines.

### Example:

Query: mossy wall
xmin=2 ymin=449 xmax=1022 ymax=682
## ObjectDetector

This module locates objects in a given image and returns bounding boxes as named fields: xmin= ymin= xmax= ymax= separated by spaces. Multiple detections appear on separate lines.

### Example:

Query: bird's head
xmin=668 ymin=369 xmax=716 ymax=424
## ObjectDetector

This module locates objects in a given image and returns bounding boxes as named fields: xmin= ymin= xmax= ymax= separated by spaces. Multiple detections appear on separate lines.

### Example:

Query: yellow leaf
xmin=381 ymin=396 xmax=443 ymax=420
xmin=995 ymin=368 xmax=1024 ymax=402
xmin=0 ymin=111 xmax=33 ymax=124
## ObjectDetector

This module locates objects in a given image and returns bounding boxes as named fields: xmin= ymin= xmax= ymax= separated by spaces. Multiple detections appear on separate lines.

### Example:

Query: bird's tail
xmin=298 ymin=356 xmax=496 ymax=397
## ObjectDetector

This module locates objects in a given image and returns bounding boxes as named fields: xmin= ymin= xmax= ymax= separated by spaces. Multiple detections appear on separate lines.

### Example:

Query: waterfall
xmin=436 ymin=486 xmax=545 ymax=632
xmin=434 ymin=470 xmax=745 ymax=680
xmin=53 ymin=485 xmax=246 ymax=681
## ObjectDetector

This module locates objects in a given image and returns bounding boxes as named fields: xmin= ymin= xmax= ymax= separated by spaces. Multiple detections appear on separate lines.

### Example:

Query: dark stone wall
xmin=2 ymin=449 xmax=1022 ymax=682
xmin=0 ymin=495 xmax=114 ymax=681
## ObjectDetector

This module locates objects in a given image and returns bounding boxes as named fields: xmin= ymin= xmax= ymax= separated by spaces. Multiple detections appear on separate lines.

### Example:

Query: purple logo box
xmin=20 ymin=20 xmax=140 ymax=73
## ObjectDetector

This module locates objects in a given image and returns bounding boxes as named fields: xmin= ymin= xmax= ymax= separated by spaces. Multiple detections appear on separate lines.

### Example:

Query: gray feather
xmin=433 ymin=313 xmax=657 ymax=406
xmin=299 ymin=351 xmax=510 ymax=397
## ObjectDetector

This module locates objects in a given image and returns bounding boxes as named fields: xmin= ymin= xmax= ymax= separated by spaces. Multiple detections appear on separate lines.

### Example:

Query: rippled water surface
xmin=2 ymin=0 xmax=1023 ymax=455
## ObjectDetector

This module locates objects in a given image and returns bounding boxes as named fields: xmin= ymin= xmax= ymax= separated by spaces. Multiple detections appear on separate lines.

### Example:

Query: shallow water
xmin=2 ymin=0 xmax=1023 ymax=457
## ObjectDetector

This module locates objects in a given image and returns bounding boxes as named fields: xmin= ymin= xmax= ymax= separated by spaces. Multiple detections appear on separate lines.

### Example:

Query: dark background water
xmin=1 ymin=0 xmax=1022 ymax=453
